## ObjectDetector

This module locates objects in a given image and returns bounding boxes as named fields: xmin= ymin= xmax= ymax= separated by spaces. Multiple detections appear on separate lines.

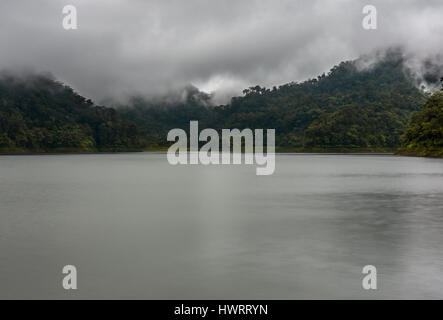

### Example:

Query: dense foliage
xmin=0 ymin=73 xmax=141 ymax=152
xmin=400 ymin=80 xmax=443 ymax=157
xmin=119 ymin=86 xmax=215 ymax=149
xmin=122 ymin=55 xmax=426 ymax=151
xmin=0 ymin=54 xmax=431 ymax=153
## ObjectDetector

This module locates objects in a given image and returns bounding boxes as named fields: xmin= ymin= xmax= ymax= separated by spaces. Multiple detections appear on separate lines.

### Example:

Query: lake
xmin=1 ymin=153 xmax=443 ymax=299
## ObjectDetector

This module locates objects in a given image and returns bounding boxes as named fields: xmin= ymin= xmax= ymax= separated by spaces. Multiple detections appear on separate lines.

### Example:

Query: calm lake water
xmin=1 ymin=153 xmax=443 ymax=299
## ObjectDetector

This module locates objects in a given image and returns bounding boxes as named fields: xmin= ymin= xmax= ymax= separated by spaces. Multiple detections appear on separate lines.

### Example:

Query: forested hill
xmin=0 ymin=54 xmax=431 ymax=153
xmin=122 ymin=54 xmax=427 ymax=151
xmin=0 ymin=73 xmax=141 ymax=152
xmin=400 ymin=80 xmax=443 ymax=157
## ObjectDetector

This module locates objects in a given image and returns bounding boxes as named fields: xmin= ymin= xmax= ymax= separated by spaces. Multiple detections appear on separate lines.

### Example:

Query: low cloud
xmin=1 ymin=0 xmax=442 ymax=104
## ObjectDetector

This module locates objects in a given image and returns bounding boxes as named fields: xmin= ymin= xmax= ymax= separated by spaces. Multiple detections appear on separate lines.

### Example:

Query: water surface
xmin=1 ymin=153 xmax=443 ymax=299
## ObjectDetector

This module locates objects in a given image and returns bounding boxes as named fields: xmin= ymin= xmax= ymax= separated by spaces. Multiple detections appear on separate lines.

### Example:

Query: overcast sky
xmin=1 ymin=0 xmax=442 ymax=104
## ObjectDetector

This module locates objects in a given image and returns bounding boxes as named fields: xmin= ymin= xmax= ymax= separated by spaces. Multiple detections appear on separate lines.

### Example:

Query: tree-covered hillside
xmin=119 ymin=85 xmax=215 ymax=149
xmin=400 ymin=79 xmax=443 ymax=157
xmin=123 ymin=54 xmax=426 ymax=151
xmin=0 ymin=53 xmax=431 ymax=153
xmin=0 ymin=73 xmax=141 ymax=152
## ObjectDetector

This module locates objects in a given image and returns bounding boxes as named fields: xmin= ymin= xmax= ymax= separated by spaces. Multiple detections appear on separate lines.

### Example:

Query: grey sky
xmin=1 ymin=0 xmax=442 ymax=104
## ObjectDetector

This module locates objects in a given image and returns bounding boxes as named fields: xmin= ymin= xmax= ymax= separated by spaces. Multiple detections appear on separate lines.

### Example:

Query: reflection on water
xmin=0 ymin=153 xmax=443 ymax=299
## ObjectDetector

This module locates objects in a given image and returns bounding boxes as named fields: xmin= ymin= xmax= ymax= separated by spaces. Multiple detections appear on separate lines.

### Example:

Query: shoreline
xmin=1 ymin=148 xmax=441 ymax=158
xmin=0 ymin=150 xmax=397 ymax=156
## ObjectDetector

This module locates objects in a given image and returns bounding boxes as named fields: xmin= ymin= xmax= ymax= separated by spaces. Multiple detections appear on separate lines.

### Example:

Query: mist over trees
xmin=120 ymin=54 xmax=426 ymax=151
xmin=0 ymin=72 xmax=141 ymax=152
xmin=1 ymin=53 xmax=440 ymax=154
xmin=400 ymin=78 xmax=443 ymax=157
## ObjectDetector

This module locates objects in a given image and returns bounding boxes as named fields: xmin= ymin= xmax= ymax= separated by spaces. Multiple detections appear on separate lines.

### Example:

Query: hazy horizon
xmin=1 ymin=0 xmax=443 ymax=104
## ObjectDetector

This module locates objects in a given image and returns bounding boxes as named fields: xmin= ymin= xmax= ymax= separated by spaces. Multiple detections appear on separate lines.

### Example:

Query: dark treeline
xmin=121 ymin=53 xmax=426 ymax=152
xmin=1 ymin=53 xmax=441 ymax=154
xmin=119 ymin=85 xmax=215 ymax=150
xmin=399 ymin=78 xmax=443 ymax=157
xmin=0 ymin=73 xmax=141 ymax=152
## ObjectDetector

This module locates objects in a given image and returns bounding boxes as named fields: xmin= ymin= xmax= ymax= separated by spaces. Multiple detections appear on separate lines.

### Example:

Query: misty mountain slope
xmin=218 ymin=56 xmax=426 ymax=150
xmin=400 ymin=87 xmax=443 ymax=157
xmin=124 ymin=55 xmax=426 ymax=151
xmin=0 ymin=54 xmax=430 ymax=153
xmin=0 ymin=73 xmax=141 ymax=152
xmin=119 ymin=85 xmax=216 ymax=148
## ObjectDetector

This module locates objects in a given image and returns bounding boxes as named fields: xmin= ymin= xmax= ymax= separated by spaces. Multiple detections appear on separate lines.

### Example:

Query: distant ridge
xmin=0 ymin=72 xmax=142 ymax=153
xmin=0 ymin=51 xmax=435 ymax=153
xmin=121 ymin=52 xmax=426 ymax=151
